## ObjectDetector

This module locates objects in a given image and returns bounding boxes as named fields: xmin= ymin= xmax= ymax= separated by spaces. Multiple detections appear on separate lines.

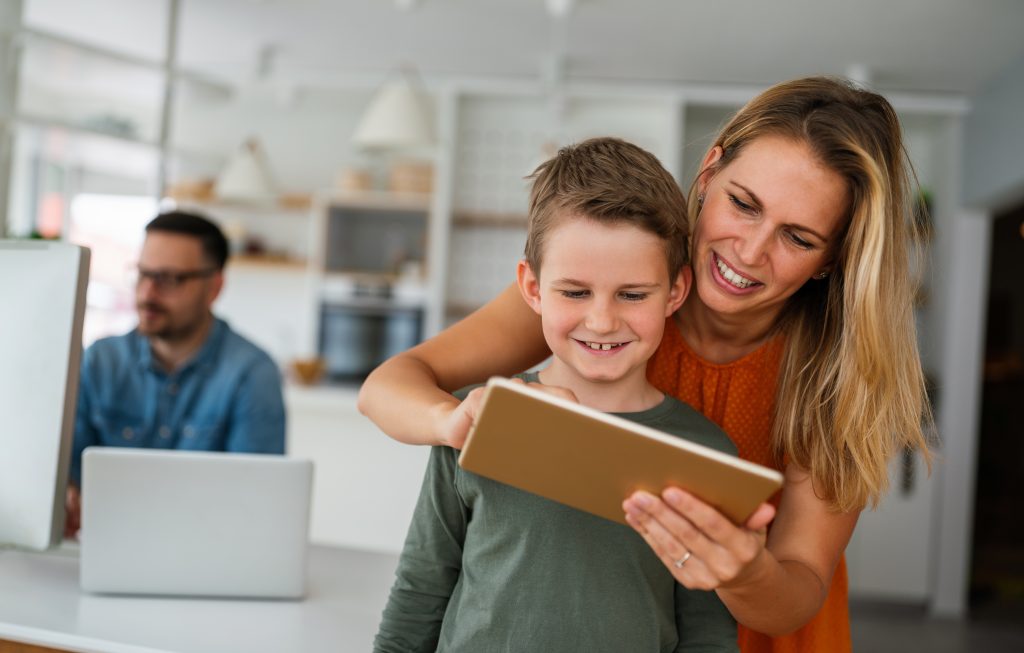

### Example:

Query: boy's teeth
xmin=587 ymin=342 xmax=620 ymax=351
xmin=715 ymin=256 xmax=755 ymax=288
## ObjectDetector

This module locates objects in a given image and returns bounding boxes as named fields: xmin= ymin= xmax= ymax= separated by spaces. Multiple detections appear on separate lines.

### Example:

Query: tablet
xmin=458 ymin=377 xmax=784 ymax=525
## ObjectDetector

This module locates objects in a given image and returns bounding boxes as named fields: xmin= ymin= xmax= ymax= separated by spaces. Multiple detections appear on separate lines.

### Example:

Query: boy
xmin=374 ymin=137 xmax=739 ymax=652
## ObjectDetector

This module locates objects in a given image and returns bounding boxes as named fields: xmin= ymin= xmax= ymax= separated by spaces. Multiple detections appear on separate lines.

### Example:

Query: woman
xmin=357 ymin=76 xmax=933 ymax=652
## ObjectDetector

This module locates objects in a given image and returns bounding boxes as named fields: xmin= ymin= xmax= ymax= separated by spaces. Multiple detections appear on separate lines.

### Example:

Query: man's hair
xmin=523 ymin=137 xmax=689 ymax=278
xmin=145 ymin=210 xmax=229 ymax=270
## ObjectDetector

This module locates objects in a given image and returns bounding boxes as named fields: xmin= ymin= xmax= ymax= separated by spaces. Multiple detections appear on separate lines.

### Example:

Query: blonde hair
xmin=691 ymin=77 xmax=934 ymax=511
xmin=525 ymin=137 xmax=689 ymax=278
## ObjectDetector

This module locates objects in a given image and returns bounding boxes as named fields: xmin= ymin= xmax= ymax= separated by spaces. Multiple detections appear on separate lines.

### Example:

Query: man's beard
xmin=137 ymin=302 xmax=204 ymax=342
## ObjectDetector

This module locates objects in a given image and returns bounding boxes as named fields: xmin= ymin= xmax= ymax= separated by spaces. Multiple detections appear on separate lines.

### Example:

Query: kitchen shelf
xmin=230 ymin=254 xmax=309 ymax=270
xmin=320 ymin=189 xmax=431 ymax=212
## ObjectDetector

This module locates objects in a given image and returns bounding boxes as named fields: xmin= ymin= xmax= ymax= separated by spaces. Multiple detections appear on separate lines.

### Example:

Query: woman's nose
xmin=735 ymin=225 xmax=771 ymax=267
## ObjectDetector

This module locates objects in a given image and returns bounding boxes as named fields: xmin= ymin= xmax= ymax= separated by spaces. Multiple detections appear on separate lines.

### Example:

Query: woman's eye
xmin=787 ymin=232 xmax=814 ymax=249
xmin=560 ymin=289 xmax=588 ymax=299
xmin=728 ymin=194 xmax=756 ymax=213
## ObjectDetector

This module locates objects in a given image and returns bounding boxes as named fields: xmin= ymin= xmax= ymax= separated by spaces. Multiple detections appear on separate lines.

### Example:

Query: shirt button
xmin=122 ymin=427 xmax=135 ymax=440
xmin=167 ymin=383 xmax=179 ymax=395
xmin=159 ymin=426 xmax=171 ymax=439
xmin=183 ymin=426 xmax=195 ymax=438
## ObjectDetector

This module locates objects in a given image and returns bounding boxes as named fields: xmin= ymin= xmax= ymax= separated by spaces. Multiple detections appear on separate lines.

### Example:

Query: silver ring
xmin=673 ymin=551 xmax=692 ymax=569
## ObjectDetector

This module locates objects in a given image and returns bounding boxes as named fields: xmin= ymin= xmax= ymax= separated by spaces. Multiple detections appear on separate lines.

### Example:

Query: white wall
xmin=962 ymin=53 xmax=1024 ymax=209
xmin=0 ymin=0 xmax=23 ymax=237
xmin=171 ymin=86 xmax=375 ymax=192
xmin=924 ymin=52 xmax=1024 ymax=618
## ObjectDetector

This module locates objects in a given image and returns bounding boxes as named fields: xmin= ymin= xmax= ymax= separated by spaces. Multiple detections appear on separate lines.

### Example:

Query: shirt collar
xmin=134 ymin=317 xmax=226 ymax=377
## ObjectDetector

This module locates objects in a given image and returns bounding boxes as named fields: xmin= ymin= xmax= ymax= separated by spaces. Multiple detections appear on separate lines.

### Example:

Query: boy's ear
xmin=665 ymin=266 xmax=691 ymax=317
xmin=516 ymin=259 xmax=543 ymax=315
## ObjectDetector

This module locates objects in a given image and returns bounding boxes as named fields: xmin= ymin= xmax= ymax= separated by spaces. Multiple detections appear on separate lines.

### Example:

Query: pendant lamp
xmin=215 ymin=138 xmax=277 ymax=203
xmin=352 ymin=70 xmax=436 ymax=150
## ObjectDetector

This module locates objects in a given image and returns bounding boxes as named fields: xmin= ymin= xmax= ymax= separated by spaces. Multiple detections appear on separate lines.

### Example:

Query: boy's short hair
xmin=145 ymin=210 xmax=229 ymax=270
xmin=524 ymin=137 xmax=689 ymax=278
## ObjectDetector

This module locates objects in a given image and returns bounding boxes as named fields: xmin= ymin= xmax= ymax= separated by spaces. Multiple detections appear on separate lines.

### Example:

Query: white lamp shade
xmin=353 ymin=76 xmax=436 ymax=149
xmin=215 ymin=140 xmax=277 ymax=202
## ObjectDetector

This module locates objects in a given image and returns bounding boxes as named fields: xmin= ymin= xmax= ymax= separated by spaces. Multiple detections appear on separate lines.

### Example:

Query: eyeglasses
xmin=131 ymin=266 xmax=217 ymax=291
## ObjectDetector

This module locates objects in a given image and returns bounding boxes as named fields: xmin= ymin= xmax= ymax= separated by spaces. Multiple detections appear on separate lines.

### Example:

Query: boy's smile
xmin=517 ymin=215 xmax=688 ymax=412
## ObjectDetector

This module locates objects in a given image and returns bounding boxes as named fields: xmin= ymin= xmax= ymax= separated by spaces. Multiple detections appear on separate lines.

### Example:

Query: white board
xmin=0 ymin=241 xmax=89 ymax=550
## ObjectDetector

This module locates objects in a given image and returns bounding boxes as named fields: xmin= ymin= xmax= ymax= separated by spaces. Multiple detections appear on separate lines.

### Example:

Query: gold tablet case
xmin=458 ymin=377 xmax=784 ymax=525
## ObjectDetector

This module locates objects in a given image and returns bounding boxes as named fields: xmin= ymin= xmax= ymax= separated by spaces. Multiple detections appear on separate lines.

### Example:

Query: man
xmin=65 ymin=211 xmax=285 ymax=537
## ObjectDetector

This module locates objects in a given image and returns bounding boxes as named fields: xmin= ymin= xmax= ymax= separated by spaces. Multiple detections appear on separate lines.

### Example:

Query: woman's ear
xmin=696 ymin=145 xmax=724 ymax=196
xmin=516 ymin=259 xmax=543 ymax=315
xmin=665 ymin=266 xmax=691 ymax=317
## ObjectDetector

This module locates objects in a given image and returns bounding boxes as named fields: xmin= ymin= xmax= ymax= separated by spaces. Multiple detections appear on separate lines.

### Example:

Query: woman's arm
xmin=623 ymin=463 xmax=859 ymax=636
xmin=357 ymin=283 xmax=550 ymax=447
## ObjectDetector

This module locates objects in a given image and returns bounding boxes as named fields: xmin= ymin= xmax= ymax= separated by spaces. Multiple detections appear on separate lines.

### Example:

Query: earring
xmin=814 ymin=271 xmax=829 ymax=280
xmin=697 ymin=193 xmax=705 ymax=207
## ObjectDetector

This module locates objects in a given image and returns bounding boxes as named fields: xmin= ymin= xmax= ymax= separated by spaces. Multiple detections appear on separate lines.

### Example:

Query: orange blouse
xmin=647 ymin=317 xmax=851 ymax=653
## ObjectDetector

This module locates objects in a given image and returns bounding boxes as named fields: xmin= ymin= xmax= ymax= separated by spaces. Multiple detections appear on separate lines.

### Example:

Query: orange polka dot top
xmin=647 ymin=316 xmax=851 ymax=653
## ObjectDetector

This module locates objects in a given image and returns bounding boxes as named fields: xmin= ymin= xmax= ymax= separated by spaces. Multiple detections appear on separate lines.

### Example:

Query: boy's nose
xmin=585 ymin=301 xmax=619 ymax=333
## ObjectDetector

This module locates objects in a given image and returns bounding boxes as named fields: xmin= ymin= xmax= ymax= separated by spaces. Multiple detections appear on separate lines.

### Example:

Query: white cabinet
xmin=284 ymin=384 xmax=429 ymax=553
xmin=215 ymin=257 xmax=319 ymax=365
xmin=845 ymin=452 xmax=937 ymax=600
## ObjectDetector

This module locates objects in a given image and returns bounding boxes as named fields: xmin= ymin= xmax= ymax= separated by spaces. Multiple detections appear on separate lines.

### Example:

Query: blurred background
xmin=1 ymin=1 xmax=1022 ymax=648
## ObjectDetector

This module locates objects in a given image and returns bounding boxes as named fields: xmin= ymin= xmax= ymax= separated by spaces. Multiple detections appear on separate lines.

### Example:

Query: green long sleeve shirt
xmin=375 ymin=374 xmax=739 ymax=652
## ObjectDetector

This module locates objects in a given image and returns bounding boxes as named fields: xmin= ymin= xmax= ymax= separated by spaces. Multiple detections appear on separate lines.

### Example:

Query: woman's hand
xmin=622 ymin=487 xmax=776 ymax=590
xmin=623 ymin=465 xmax=859 ymax=635
xmin=523 ymin=379 xmax=579 ymax=404
xmin=435 ymin=387 xmax=486 ymax=450
xmin=358 ymin=284 xmax=550 ymax=446
xmin=437 ymin=379 xmax=579 ymax=450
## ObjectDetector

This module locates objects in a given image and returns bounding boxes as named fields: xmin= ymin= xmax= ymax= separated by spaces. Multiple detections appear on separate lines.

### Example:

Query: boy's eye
xmin=728 ymin=194 xmax=756 ymax=213
xmin=620 ymin=291 xmax=648 ymax=301
xmin=559 ymin=289 xmax=589 ymax=299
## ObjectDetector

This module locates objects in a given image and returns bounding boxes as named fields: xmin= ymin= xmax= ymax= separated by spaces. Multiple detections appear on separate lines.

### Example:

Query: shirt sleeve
xmin=224 ymin=354 xmax=286 ymax=454
xmin=674 ymin=583 xmax=739 ymax=653
xmin=374 ymin=446 xmax=468 ymax=653
xmin=69 ymin=347 xmax=100 ymax=486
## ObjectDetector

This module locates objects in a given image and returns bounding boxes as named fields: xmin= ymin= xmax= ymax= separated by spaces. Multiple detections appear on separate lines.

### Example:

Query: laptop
xmin=80 ymin=448 xmax=313 ymax=599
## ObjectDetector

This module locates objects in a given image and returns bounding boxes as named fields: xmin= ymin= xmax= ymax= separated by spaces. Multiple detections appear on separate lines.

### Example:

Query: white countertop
xmin=0 ymin=542 xmax=400 ymax=653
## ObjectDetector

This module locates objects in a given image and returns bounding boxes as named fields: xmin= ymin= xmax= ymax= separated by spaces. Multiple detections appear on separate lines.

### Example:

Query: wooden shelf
xmin=230 ymin=254 xmax=308 ymax=270
xmin=171 ymin=198 xmax=313 ymax=215
xmin=452 ymin=211 xmax=527 ymax=228
xmin=320 ymin=189 xmax=431 ymax=212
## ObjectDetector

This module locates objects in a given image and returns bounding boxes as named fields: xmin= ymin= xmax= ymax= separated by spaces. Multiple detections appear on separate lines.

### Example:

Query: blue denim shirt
xmin=70 ymin=317 xmax=286 ymax=485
